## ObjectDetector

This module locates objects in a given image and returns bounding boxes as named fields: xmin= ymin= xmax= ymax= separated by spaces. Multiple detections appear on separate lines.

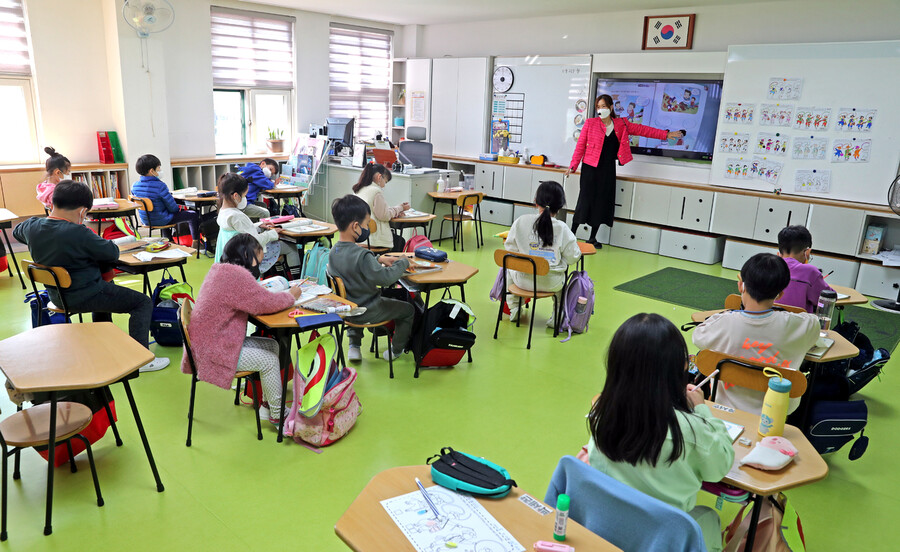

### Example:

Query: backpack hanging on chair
xmin=301 ymin=238 xmax=330 ymax=284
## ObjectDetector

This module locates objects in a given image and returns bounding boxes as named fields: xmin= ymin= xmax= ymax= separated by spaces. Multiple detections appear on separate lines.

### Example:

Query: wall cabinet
xmin=475 ymin=163 xmax=504 ymax=196
xmin=711 ymin=193 xmax=759 ymax=239
xmin=753 ymin=198 xmax=809 ymax=243
xmin=631 ymin=182 xmax=671 ymax=226
xmin=807 ymin=204 xmax=865 ymax=256
xmin=667 ymin=188 xmax=713 ymax=232
xmin=502 ymin=166 xmax=533 ymax=203
xmin=429 ymin=57 xmax=489 ymax=157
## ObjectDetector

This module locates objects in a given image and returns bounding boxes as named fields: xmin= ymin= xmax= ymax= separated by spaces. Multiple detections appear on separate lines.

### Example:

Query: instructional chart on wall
xmin=381 ymin=486 xmax=525 ymax=552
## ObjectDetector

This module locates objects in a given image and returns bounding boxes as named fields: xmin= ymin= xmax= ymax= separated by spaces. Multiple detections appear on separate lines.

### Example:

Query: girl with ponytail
xmin=503 ymin=180 xmax=581 ymax=325
xmin=353 ymin=162 xmax=409 ymax=252
xmin=37 ymin=147 xmax=72 ymax=210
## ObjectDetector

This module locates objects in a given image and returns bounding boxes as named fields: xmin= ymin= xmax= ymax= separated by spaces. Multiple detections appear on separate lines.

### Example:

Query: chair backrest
xmin=695 ymin=349 xmax=807 ymax=399
xmin=130 ymin=195 xmax=153 ymax=213
xmin=406 ymin=126 xmax=426 ymax=141
xmin=398 ymin=139 xmax=433 ymax=168
xmin=456 ymin=192 xmax=484 ymax=208
xmin=723 ymin=293 xmax=806 ymax=314
xmin=329 ymin=274 xmax=348 ymax=299
xmin=493 ymin=249 xmax=550 ymax=276
xmin=368 ymin=219 xmax=378 ymax=233
xmin=177 ymin=302 xmax=198 ymax=376
xmin=21 ymin=260 xmax=72 ymax=289
xmin=545 ymin=456 xmax=706 ymax=552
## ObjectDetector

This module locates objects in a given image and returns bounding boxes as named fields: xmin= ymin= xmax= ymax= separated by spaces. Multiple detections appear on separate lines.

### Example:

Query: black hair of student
xmin=216 ymin=172 xmax=249 ymax=209
xmin=220 ymin=233 xmax=263 ymax=271
xmin=588 ymin=313 xmax=693 ymax=467
xmin=352 ymin=162 xmax=392 ymax=194
xmin=596 ymin=94 xmax=617 ymax=118
xmin=52 ymin=180 xmax=93 ymax=210
xmin=262 ymin=158 xmax=279 ymax=176
xmin=44 ymin=146 xmax=70 ymax=176
xmin=740 ymin=253 xmax=791 ymax=302
xmin=777 ymin=225 xmax=813 ymax=255
xmin=533 ymin=181 xmax=566 ymax=248
xmin=136 ymin=154 xmax=161 ymax=176
xmin=331 ymin=194 xmax=371 ymax=231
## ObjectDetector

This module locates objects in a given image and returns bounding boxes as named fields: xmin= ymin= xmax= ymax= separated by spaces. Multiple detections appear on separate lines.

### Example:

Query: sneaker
xmin=546 ymin=316 xmax=557 ymax=329
xmin=268 ymin=412 xmax=284 ymax=426
xmin=383 ymin=349 xmax=403 ymax=362
xmin=139 ymin=357 xmax=170 ymax=373
xmin=258 ymin=404 xmax=270 ymax=420
xmin=348 ymin=346 xmax=362 ymax=362
xmin=508 ymin=307 xmax=520 ymax=322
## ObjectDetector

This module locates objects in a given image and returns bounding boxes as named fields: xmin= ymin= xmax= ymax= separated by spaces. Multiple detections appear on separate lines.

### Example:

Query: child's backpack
xmin=23 ymin=291 xmax=69 ymax=327
xmin=403 ymin=234 xmax=432 ymax=253
xmin=101 ymin=218 xmax=140 ymax=241
xmin=559 ymin=270 xmax=594 ymax=342
xmin=426 ymin=447 xmax=517 ymax=498
xmin=488 ymin=267 xmax=529 ymax=314
xmin=301 ymin=239 xmax=330 ymax=284
xmin=150 ymin=270 xmax=193 ymax=347
xmin=411 ymin=299 xmax=476 ymax=369
xmin=281 ymin=203 xmax=302 ymax=218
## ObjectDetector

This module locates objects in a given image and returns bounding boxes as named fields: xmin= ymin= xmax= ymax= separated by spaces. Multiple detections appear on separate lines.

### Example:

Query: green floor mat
xmin=615 ymin=267 xmax=900 ymax=352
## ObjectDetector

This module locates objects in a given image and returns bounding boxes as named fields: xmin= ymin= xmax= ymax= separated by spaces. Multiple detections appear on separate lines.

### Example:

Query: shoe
xmin=258 ymin=404 xmax=270 ymax=420
xmin=546 ymin=316 xmax=557 ymax=329
xmin=268 ymin=411 xmax=285 ymax=426
xmin=508 ymin=307 xmax=520 ymax=322
xmin=139 ymin=357 xmax=170 ymax=373
xmin=383 ymin=349 xmax=403 ymax=362
xmin=589 ymin=240 xmax=603 ymax=249
xmin=348 ymin=346 xmax=362 ymax=362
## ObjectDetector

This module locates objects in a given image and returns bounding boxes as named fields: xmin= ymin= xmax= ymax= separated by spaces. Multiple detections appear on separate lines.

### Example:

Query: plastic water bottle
xmin=575 ymin=297 xmax=587 ymax=314
xmin=759 ymin=375 xmax=791 ymax=437
xmin=816 ymin=289 xmax=837 ymax=331
xmin=553 ymin=494 xmax=569 ymax=541
xmin=436 ymin=173 xmax=445 ymax=192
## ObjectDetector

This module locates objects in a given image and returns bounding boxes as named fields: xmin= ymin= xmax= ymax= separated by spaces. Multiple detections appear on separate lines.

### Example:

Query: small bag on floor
xmin=426 ymin=447 xmax=517 ymax=498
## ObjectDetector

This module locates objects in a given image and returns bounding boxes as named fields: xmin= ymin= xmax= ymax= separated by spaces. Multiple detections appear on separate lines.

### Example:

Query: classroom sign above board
xmin=490 ymin=56 xmax=591 ymax=168
xmin=711 ymin=41 xmax=900 ymax=206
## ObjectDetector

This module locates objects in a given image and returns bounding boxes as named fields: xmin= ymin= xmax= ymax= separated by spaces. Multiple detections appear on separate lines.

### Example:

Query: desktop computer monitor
xmin=326 ymin=117 xmax=355 ymax=152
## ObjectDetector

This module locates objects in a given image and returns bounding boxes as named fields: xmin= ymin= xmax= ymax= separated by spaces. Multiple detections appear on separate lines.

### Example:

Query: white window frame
xmin=0 ymin=76 xmax=40 ymax=164
xmin=248 ymin=88 xmax=293 ymax=154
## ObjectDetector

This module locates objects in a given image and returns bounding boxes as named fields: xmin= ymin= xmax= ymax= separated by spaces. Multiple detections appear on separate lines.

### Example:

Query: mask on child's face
xmin=237 ymin=195 xmax=248 ymax=210
xmin=354 ymin=223 xmax=370 ymax=243
xmin=262 ymin=167 xmax=273 ymax=179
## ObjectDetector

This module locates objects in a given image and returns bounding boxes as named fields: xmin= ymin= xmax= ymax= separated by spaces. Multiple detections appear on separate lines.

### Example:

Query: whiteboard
xmin=491 ymin=56 xmax=592 ymax=167
xmin=710 ymin=41 xmax=900 ymax=206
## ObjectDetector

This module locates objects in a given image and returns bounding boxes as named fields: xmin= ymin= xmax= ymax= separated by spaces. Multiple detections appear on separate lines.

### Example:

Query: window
xmin=210 ymin=6 xmax=294 ymax=154
xmin=0 ymin=0 xmax=38 ymax=164
xmin=329 ymin=24 xmax=392 ymax=143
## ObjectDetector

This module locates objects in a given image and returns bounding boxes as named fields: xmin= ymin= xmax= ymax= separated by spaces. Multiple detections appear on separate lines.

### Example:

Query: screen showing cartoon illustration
xmin=596 ymin=78 xmax=722 ymax=161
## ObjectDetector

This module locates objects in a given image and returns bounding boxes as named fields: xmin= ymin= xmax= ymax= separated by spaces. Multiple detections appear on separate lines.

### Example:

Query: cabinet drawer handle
xmin=894 ymin=283 xmax=900 ymax=289
xmin=769 ymin=208 xmax=774 ymax=212
xmin=682 ymin=245 xmax=688 ymax=250
xmin=765 ymin=229 xmax=770 ymax=233
xmin=630 ymin=235 xmax=636 ymax=239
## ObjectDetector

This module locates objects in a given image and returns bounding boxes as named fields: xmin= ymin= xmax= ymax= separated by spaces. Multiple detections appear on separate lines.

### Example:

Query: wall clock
xmin=493 ymin=66 xmax=514 ymax=93
xmin=642 ymin=14 xmax=695 ymax=50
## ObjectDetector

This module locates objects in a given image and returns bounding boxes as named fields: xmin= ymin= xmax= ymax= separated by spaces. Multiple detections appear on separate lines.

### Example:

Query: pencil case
xmin=262 ymin=215 xmax=295 ymax=225
xmin=415 ymin=247 xmax=447 ymax=263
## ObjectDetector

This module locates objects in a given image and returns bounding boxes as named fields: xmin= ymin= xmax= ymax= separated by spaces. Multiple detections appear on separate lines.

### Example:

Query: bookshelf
xmin=171 ymin=154 xmax=290 ymax=191
xmin=391 ymin=59 xmax=407 ymax=145
xmin=0 ymin=162 xmax=129 ymax=216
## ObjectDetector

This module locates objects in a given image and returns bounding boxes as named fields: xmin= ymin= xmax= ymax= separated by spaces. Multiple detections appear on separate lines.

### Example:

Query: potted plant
xmin=266 ymin=128 xmax=285 ymax=153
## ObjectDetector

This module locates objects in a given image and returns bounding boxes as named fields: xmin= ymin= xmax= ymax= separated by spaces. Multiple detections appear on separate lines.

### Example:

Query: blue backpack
xmin=301 ymin=239 xmax=330 ymax=284
xmin=24 ymin=291 xmax=69 ymax=327
xmin=150 ymin=270 xmax=188 ymax=347
xmin=559 ymin=270 xmax=594 ymax=342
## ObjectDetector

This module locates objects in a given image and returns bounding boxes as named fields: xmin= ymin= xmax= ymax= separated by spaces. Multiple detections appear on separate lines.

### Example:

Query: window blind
xmin=329 ymin=24 xmax=392 ymax=141
xmin=211 ymin=6 xmax=294 ymax=88
xmin=0 ymin=0 xmax=32 ymax=76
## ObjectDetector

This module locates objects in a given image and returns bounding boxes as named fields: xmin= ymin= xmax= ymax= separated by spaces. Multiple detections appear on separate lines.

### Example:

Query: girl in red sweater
xmin=184 ymin=234 xmax=302 ymax=424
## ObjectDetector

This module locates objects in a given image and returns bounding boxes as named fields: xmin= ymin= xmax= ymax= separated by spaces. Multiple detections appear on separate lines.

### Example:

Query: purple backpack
xmin=559 ymin=270 xmax=594 ymax=342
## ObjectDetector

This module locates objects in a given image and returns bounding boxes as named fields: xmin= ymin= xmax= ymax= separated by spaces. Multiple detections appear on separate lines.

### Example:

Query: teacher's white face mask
xmin=598 ymin=108 xmax=611 ymax=119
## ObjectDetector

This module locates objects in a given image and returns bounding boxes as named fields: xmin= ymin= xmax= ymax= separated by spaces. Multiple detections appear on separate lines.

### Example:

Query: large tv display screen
xmin=594 ymin=78 xmax=722 ymax=161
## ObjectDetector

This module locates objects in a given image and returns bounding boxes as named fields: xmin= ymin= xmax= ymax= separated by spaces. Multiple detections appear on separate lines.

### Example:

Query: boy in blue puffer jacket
xmin=131 ymin=154 xmax=203 ymax=249
xmin=236 ymin=158 xmax=279 ymax=221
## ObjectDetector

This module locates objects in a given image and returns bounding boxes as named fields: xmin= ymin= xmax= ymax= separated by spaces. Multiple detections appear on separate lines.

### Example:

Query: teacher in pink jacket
xmin=566 ymin=94 xmax=683 ymax=248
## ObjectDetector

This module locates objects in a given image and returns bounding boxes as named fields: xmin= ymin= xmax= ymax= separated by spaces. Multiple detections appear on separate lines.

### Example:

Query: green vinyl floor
xmin=0 ymin=221 xmax=897 ymax=551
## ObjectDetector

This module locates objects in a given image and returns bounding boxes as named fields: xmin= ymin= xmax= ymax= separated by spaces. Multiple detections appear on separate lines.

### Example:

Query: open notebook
xmin=721 ymin=420 xmax=744 ymax=443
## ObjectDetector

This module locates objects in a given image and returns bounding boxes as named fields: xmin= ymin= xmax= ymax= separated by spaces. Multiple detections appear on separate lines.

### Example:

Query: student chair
xmin=397 ymin=126 xmax=432 ymax=168
xmin=1 ymin=402 xmax=104 ymax=541
xmin=723 ymin=294 xmax=807 ymax=314
xmin=21 ymin=260 xmax=82 ymax=324
xmin=328 ymin=274 xmax=397 ymax=378
xmin=439 ymin=192 xmax=484 ymax=252
xmin=178 ymin=301 xmax=263 ymax=446
xmin=362 ymin=219 xmax=390 ymax=254
xmin=493 ymin=250 xmax=560 ymax=350
xmin=694 ymin=349 xmax=808 ymax=402
xmin=129 ymin=195 xmax=183 ymax=244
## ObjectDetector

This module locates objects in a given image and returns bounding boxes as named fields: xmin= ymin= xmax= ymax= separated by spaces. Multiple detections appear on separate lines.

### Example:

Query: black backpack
xmin=150 ymin=271 xmax=187 ymax=347
xmin=411 ymin=299 xmax=476 ymax=369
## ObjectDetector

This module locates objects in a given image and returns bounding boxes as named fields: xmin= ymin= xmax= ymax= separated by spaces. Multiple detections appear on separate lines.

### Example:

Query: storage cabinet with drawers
xmin=856 ymin=263 xmax=900 ymax=300
xmin=481 ymin=199 xmax=514 ymax=226
xmin=502 ymin=166 xmax=533 ymax=203
xmin=753 ymin=198 xmax=809 ymax=243
xmin=658 ymin=230 xmax=725 ymax=265
xmin=610 ymin=221 xmax=661 ymax=254
xmin=631 ymin=182 xmax=671 ymax=226
xmin=667 ymin=188 xmax=714 ymax=232
xmin=475 ymin=163 xmax=504 ymax=197
xmin=711 ymin=193 xmax=759 ymax=239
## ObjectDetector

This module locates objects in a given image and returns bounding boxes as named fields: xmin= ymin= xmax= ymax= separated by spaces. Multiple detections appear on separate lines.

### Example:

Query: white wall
xmin=418 ymin=0 xmax=900 ymax=58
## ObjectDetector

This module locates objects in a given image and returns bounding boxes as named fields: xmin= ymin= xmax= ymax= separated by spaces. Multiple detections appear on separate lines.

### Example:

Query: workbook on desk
xmin=806 ymin=336 xmax=835 ymax=359
xmin=281 ymin=221 xmax=328 ymax=233
xmin=722 ymin=420 xmax=745 ymax=443
xmin=400 ymin=209 xmax=430 ymax=218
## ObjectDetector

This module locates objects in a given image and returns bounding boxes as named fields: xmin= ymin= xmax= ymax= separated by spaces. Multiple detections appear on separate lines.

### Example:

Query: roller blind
xmin=0 ymin=0 xmax=32 ymax=76
xmin=211 ymin=6 xmax=294 ymax=88
xmin=329 ymin=24 xmax=392 ymax=141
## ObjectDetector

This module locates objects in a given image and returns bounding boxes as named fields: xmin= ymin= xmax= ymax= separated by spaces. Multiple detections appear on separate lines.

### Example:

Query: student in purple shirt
xmin=777 ymin=225 xmax=832 ymax=313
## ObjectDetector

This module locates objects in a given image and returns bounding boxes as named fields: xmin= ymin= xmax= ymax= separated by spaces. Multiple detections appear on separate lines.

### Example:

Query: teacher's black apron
xmin=572 ymin=129 xmax=619 ymax=229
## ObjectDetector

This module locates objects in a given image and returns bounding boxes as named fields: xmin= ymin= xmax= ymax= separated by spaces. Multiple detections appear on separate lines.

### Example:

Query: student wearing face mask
xmin=214 ymin=173 xmax=302 ymax=277
xmin=566 ymin=94 xmax=684 ymax=248
xmin=184 ymin=233 xmax=303 ymax=426
xmin=236 ymin=158 xmax=280 ymax=221
xmin=14 ymin=180 xmax=169 ymax=372
xmin=36 ymin=147 xmax=71 ymax=211
xmin=327 ymin=195 xmax=413 ymax=363
xmin=353 ymin=163 xmax=410 ymax=252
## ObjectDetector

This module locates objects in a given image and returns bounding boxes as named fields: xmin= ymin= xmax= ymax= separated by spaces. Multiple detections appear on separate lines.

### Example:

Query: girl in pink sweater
xmin=36 ymin=147 xmax=71 ymax=210
xmin=183 ymin=233 xmax=303 ymax=424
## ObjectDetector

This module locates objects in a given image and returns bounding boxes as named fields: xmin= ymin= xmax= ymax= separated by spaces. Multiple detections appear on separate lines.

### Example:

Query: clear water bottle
xmin=575 ymin=296 xmax=587 ymax=314
xmin=816 ymin=289 xmax=837 ymax=330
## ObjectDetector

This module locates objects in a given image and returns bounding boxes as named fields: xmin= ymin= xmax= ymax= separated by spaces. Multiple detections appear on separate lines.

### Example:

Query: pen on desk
xmin=415 ymin=478 xmax=441 ymax=519
xmin=824 ymin=270 xmax=834 ymax=279
xmin=694 ymin=369 xmax=720 ymax=390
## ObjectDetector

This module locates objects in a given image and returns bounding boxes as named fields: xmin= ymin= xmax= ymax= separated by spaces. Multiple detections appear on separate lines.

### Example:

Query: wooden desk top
xmin=427 ymin=190 xmax=465 ymax=201
xmin=250 ymin=294 xmax=356 ymax=330
xmin=390 ymin=213 xmax=437 ymax=224
xmin=335 ymin=465 xmax=621 ymax=552
xmin=117 ymin=244 xmax=197 ymax=266
xmin=386 ymin=252 xmax=479 ymax=286
xmin=88 ymin=199 xmax=139 ymax=216
xmin=708 ymin=402 xmax=828 ymax=496
xmin=830 ymin=284 xmax=868 ymax=305
xmin=175 ymin=194 xmax=218 ymax=204
xmin=0 ymin=208 xmax=18 ymax=223
xmin=278 ymin=219 xmax=338 ymax=239
xmin=0 ymin=322 xmax=154 ymax=393
xmin=578 ymin=242 xmax=597 ymax=256
xmin=262 ymin=187 xmax=308 ymax=196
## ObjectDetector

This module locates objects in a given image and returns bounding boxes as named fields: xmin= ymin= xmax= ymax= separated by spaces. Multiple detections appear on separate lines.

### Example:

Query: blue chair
xmin=545 ymin=456 xmax=707 ymax=552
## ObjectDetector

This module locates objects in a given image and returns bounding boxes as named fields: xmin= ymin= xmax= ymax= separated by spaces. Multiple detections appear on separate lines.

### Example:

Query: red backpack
xmin=403 ymin=234 xmax=433 ymax=253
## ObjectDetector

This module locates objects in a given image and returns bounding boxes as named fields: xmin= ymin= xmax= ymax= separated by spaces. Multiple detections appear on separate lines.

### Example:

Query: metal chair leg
xmin=103 ymin=394 xmax=123 ymax=446
xmin=1 ymin=441 xmax=7 ymax=541
xmin=66 ymin=441 xmax=77 ymax=473
xmin=516 ymin=297 xmax=523 ymax=327
xmin=73 ymin=435 xmax=103 ymax=507
xmin=388 ymin=331 xmax=394 ymax=379
xmin=251 ymin=375 xmax=262 ymax=441
xmin=526 ymin=299 xmax=536 ymax=350
xmin=233 ymin=377 xmax=242 ymax=406
xmin=186 ymin=375 xmax=197 ymax=447
xmin=121 ymin=380 xmax=164 ymax=492
xmin=493 ymin=295 xmax=504 ymax=339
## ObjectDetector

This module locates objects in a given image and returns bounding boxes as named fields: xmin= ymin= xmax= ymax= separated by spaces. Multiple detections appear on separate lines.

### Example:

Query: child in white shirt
xmin=504 ymin=180 xmax=581 ymax=326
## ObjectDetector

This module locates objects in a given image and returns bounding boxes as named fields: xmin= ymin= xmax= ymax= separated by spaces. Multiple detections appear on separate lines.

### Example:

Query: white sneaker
xmin=546 ymin=316 xmax=557 ymax=329
xmin=348 ymin=346 xmax=362 ymax=362
xmin=139 ymin=357 xmax=170 ymax=373
xmin=383 ymin=349 xmax=403 ymax=362
xmin=508 ymin=307 xmax=520 ymax=322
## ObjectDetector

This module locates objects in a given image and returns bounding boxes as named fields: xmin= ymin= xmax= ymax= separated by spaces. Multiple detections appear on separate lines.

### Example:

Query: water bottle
xmin=759 ymin=369 xmax=791 ymax=437
xmin=574 ymin=296 xmax=587 ymax=314
xmin=436 ymin=173 xmax=445 ymax=192
xmin=816 ymin=289 xmax=837 ymax=330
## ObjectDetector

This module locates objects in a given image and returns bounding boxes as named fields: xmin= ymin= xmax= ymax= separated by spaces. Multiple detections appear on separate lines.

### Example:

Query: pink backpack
xmin=403 ymin=234 xmax=433 ymax=253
